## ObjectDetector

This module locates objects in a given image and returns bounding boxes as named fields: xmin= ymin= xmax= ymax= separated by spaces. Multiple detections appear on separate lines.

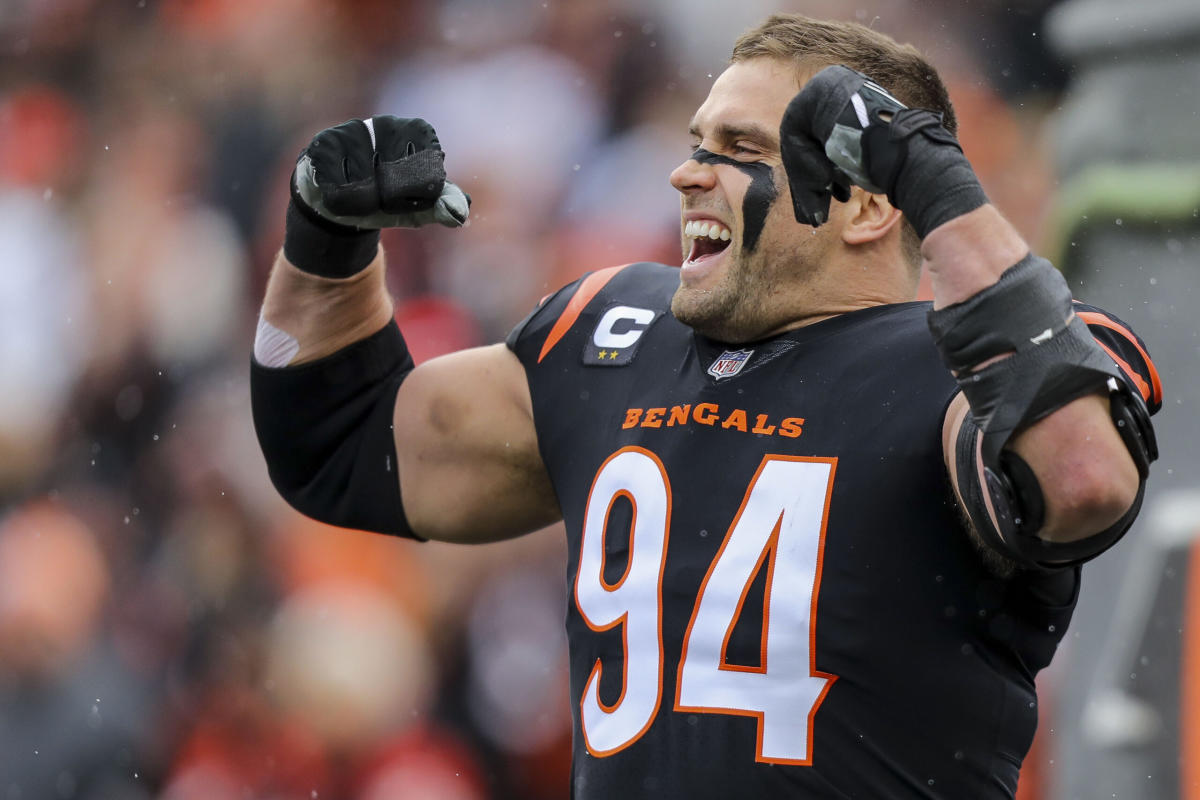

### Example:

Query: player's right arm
xmin=251 ymin=117 xmax=560 ymax=544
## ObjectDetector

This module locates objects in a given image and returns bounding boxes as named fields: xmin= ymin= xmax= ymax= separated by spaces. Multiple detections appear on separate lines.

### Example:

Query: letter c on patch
xmin=593 ymin=306 xmax=657 ymax=349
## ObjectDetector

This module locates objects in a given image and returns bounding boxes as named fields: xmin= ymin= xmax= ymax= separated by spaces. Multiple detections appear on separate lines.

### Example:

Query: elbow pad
xmin=954 ymin=377 xmax=1156 ymax=569
xmin=932 ymin=255 xmax=1158 ymax=567
xmin=250 ymin=320 xmax=419 ymax=538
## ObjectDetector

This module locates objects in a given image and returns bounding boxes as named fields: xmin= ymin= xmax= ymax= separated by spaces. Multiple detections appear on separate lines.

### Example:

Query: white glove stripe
xmin=851 ymin=93 xmax=870 ymax=128
xmin=363 ymin=117 xmax=377 ymax=152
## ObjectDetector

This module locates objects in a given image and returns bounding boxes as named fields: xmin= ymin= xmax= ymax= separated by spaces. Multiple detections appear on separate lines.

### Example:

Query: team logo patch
xmin=583 ymin=303 xmax=661 ymax=366
xmin=707 ymin=348 xmax=755 ymax=380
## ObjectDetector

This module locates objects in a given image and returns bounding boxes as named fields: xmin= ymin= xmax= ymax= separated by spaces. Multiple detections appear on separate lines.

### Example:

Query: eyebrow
xmin=687 ymin=121 xmax=779 ymax=148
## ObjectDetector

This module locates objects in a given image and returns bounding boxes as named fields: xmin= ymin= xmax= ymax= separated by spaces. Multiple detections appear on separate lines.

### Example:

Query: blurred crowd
xmin=0 ymin=0 xmax=1069 ymax=798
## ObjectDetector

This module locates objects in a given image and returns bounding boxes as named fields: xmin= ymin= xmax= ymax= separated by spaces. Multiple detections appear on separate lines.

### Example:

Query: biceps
xmin=393 ymin=344 xmax=560 ymax=543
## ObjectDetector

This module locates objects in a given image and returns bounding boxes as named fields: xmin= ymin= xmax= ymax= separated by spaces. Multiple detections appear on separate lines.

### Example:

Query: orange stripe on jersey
xmin=1094 ymin=340 xmax=1152 ymax=403
xmin=1078 ymin=311 xmax=1163 ymax=405
xmin=537 ymin=264 xmax=630 ymax=363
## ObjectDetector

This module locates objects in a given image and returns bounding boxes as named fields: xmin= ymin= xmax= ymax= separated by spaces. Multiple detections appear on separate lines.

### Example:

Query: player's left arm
xmin=781 ymin=65 xmax=1160 ymax=568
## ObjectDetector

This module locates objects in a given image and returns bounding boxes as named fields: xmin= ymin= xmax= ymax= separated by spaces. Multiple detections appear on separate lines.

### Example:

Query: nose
xmin=669 ymin=154 xmax=716 ymax=195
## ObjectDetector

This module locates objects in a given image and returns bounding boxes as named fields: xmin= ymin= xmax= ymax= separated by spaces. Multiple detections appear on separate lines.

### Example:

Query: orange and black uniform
xmin=506 ymin=261 xmax=1161 ymax=799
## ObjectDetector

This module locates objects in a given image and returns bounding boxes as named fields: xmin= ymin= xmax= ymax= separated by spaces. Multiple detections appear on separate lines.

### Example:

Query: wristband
xmin=862 ymin=108 xmax=989 ymax=238
xmin=283 ymin=197 xmax=381 ymax=279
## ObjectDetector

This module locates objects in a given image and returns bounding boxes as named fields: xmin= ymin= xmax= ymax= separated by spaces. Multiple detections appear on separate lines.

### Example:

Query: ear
xmin=841 ymin=187 xmax=903 ymax=246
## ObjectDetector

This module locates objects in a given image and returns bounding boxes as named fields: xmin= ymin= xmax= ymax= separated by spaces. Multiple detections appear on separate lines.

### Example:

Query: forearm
xmin=257 ymin=249 xmax=394 ymax=367
xmin=919 ymin=205 xmax=1029 ymax=310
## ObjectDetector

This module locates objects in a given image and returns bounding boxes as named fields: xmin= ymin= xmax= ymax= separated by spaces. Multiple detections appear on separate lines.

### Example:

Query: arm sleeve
xmin=250 ymin=320 xmax=419 ymax=538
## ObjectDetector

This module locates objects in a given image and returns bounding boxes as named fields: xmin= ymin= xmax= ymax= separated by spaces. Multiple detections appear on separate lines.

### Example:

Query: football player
xmin=251 ymin=14 xmax=1160 ymax=798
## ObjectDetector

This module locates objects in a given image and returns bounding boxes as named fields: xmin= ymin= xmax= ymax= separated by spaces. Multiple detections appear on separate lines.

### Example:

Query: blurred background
xmin=0 ymin=0 xmax=1197 ymax=797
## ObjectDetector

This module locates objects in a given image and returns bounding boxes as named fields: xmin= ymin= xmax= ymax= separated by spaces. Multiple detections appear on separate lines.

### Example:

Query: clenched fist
xmin=284 ymin=116 xmax=470 ymax=278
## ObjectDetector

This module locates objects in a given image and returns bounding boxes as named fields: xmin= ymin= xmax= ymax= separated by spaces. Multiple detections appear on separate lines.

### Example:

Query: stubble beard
xmin=671 ymin=248 xmax=777 ymax=344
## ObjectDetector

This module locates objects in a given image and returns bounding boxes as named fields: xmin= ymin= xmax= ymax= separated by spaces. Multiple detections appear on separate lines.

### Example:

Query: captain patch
xmin=584 ymin=303 xmax=661 ymax=366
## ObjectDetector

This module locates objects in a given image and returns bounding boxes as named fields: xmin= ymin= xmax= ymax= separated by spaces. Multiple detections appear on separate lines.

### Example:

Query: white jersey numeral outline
xmin=575 ymin=448 xmax=838 ymax=763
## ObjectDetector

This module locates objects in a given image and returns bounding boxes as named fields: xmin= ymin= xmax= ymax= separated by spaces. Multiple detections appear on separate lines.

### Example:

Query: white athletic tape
xmin=253 ymin=313 xmax=301 ymax=367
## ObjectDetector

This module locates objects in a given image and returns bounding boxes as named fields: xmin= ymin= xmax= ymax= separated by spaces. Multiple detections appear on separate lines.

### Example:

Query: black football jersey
xmin=505 ymin=262 xmax=1161 ymax=799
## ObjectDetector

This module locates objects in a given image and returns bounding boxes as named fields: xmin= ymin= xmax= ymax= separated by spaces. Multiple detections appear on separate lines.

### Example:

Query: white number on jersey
xmin=575 ymin=448 xmax=837 ymax=763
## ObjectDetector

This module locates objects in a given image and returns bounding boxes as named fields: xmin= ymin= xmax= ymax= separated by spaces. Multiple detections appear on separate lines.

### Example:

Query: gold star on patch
xmin=607 ymin=350 xmax=620 ymax=360
xmin=598 ymin=350 xmax=609 ymax=359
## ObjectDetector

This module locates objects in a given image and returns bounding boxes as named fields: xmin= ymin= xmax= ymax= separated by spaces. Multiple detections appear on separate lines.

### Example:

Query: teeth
xmin=684 ymin=219 xmax=732 ymax=241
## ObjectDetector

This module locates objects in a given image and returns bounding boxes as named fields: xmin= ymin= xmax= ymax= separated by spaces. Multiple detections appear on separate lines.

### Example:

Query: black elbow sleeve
xmin=250 ymin=320 xmax=419 ymax=538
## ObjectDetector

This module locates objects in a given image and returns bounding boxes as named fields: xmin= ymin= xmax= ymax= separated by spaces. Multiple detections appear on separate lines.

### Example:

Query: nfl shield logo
xmin=707 ymin=348 xmax=754 ymax=380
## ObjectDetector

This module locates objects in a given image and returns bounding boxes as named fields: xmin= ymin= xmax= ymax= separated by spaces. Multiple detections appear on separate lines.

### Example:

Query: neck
xmin=762 ymin=251 xmax=918 ymax=338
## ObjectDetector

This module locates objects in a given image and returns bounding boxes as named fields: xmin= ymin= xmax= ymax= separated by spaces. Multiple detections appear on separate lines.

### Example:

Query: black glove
xmin=284 ymin=116 xmax=470 ymax=278
xmin=779 ymin=65 xmax=987 ymax=237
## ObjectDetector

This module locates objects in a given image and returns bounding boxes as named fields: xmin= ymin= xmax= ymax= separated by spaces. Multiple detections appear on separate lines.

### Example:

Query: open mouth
xmin=683 ymin=219 xmax=733 ymax=263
